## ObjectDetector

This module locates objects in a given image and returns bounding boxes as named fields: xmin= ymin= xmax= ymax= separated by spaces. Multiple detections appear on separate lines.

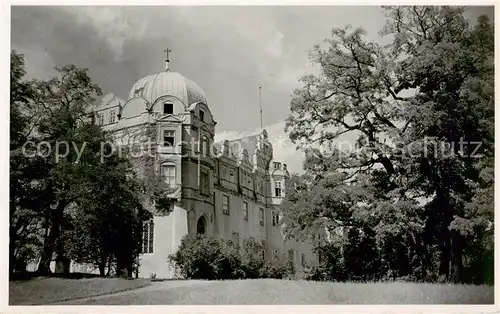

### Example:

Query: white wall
xmin=138 ymin=205 xmax=188 ymax=279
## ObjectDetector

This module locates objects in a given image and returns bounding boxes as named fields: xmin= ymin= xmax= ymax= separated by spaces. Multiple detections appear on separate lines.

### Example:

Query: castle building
xmin=92 ymin=60 xmax=317 ymax=278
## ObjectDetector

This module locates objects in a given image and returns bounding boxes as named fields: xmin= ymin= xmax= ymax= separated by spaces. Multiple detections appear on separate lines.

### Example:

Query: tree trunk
xmin=54 ymin=255 xmax=70 ymax=274
xmin=9 ymin=226 xmax=17 ymax=276
xmin=98 ymin=261 xmax=105 ymax=277
xmin=106 ymin=256 xmax=112 ymax=277
xmin=37 ymin=203 xmax=66 ymax=274
xmin=438 ymin=233 xmax=450 ymax=280
xmin=450 ymin=229 xmax=463 ymax=283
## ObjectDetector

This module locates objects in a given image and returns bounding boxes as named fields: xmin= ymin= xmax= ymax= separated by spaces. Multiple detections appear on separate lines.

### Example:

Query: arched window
xmin=199 ymin=109 xmax=205 ymax=122
xmin=197 ymin=216 xmax=206 ymax=235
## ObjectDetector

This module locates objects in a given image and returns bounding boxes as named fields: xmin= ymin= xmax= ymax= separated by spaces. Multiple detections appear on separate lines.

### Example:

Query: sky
xmin=10 ymin=5 xmax=494 ymax=173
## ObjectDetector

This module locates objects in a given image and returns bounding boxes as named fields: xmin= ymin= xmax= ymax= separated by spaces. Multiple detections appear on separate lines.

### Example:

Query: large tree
xmin=10 ymin=51 xmax=161 ymax=277
xmin=283 ymin=6 xmax=493 ymax=283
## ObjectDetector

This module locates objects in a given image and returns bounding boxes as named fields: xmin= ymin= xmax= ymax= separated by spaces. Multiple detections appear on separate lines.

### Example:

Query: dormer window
xmin=134 ymin=87 xmax=143 ymax=97
xmin=273 ymin=162 xmax=281 ymax=170
xmin=199 ymin=109 xmax=205 ymax=122
xmin=163 ymin=102 xmax=173 ymax=114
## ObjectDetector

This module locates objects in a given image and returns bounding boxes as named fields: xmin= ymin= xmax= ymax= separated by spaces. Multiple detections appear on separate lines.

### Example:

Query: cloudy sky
xmin=11 ymin=6 xmax=493 ymax=173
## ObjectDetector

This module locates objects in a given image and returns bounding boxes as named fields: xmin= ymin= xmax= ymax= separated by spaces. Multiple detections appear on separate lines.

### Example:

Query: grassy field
xmin=29 ymin=278 xmax=495 ymax=305
xmin=9 ymin=277 xmax=150 ymax=305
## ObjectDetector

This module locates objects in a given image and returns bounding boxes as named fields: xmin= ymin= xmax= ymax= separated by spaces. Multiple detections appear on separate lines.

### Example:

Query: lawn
xmin=9 ymin=277 xmax=150 ymax=305
xmin=60 ymin=279 xmax=494 ymax=305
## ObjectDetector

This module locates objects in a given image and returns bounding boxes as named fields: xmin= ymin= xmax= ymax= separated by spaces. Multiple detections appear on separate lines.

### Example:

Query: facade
xmin=92 ymin=67 xmax=317 ymax=278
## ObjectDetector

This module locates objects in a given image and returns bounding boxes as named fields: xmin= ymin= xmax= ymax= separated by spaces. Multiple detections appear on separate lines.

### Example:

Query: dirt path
xmin=55 ymin=280 xmax=213 ymax=305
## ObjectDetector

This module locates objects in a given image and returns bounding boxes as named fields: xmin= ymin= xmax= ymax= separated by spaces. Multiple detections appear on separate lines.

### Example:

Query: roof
xmin=127 ymin=71 xmax=208 ymax=107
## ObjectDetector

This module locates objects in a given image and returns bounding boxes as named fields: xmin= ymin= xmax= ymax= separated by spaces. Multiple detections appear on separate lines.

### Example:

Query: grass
xmin=9 ymin=277 xmax=150 ymax=305
xmin=61 ymin=279 xmax=494 ymax=305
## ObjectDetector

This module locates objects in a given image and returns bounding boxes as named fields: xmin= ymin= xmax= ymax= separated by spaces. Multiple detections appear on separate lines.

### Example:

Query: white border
xmin=1 ymin=2 xmax=498 ymax=314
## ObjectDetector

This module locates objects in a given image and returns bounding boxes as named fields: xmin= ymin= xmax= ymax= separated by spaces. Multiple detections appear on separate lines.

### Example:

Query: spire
xmin=164 ymin=48 xmax=172 ymax=71
xmin=259 ymin=86 xmax=263 ymax=131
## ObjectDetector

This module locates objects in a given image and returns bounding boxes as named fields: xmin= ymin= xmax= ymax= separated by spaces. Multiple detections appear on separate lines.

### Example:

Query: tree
xmin=283 ymin=6 xmax=493 ymax=283
xmin=9 ymin=51 xmax=53 ymax=275
xmin=62 ymin=123 xmax=149 ymax=277
xmin=26 ymin=64 xmax=103 ymax=274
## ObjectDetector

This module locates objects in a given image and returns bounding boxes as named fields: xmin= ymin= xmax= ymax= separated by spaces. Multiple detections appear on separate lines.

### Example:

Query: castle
xmin=92 ymin=59 xmax=317 ymax=278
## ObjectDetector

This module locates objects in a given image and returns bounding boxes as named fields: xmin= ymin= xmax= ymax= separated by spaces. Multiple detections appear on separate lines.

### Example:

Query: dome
xmin=128 ymin=71 xmax=208 ymax=107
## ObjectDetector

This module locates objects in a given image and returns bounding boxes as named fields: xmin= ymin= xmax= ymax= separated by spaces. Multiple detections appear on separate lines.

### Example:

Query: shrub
xmin=168 ymin=235 xmax=243 ymax=280
xmin=260 ymin=260 xmax=288 ymax=279
xmin=169 ymin=235 xmax=291 ymax=280
xmin=305 ymin=244 xmax=346 ymax=282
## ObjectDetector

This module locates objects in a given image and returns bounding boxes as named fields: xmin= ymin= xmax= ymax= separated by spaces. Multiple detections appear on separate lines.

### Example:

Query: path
xmin=55 ymin=280 xmax=213 ymax=305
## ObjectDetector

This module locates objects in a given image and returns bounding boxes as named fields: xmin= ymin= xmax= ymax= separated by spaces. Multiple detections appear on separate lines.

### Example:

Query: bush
xmin=305 ymin=244 xmax=346 ymax=282
xmin=169 ymin=235 xmax=291 ymax=280
xmin=168 ymin=235 xmax=243 ymax=280
xmin=260 ymin=261 xmax=288 ymax=279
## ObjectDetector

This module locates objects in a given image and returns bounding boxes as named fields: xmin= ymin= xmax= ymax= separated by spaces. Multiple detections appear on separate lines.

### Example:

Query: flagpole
xmin=259 ymin=86 xmax=263 ymax=131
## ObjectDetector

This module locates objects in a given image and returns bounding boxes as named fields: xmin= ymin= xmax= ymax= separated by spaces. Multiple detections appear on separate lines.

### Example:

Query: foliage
xmin=283 ymin=6 xmax=494 ymax=284
xmin=241 ymin=238 xmax=288 ymax=279
xmin=62 ymin=126 xmax=149 ymax=276
xmin=9 ymin=50 xmax=152 ymax=278
xmin=168 ymin=235 xmax=244 ymax=280
xmin=168 ymin=235 xmax=290 ymax=280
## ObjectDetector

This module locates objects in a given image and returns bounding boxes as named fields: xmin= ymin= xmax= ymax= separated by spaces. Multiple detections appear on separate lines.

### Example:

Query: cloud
xmin=63 ymin=7 xmax=147 ymax=61
xmin=265 ymin=30 xmax=285 ymax=58
xmin=12 ymin=46 xmax=57 ymax=80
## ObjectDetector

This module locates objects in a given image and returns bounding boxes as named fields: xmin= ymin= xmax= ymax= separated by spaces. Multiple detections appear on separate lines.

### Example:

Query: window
xmin=261 ymin=241 xmax=266 ymax=260
xmin=272 ymin=211 xmax=280 ymax=226
xmin=163 ymin=102 xmax=173 ymax=114
xmin=201 ymin=137 xmax=208 ymax=157
xmin=247 ymin=174 xmax=252 ymax=185
xmin=232 ymin=232 xmax=239 ymax=246
xmin=275 ymin=181 xmax=282 ymax=197
xmin=273 ymin=162 xmax=281 ymax=170
xmin=109 ymin=110 xmax=116 ymax=124
xmin=162 ymin=164 xmax=176 ymax=188
xmin=222 ymin=195 xmax=230 ymax=215
xmin=230 ymin=168 xmax=235 ymax=180
xmin=288 ymin=249 xmax=294 ymax=263
xmin=221 ymin=165 xmax=227 ymax=179
xmin=199 ymin=109 xmax=205 ymax=122
xmin=272 ymin=249 xmax=279 ymax=261
xmin=259 ymin=179 xmax=264 ymax=195
xmin=134 ymin=87 xmax=144 ymax=97
xmin=243 ymin=202 xmax=248 ymax=221
xmin=141 ymin=220 xmax=154 ymax=254
xmin=197 ymin=216 xmax=206 ymax=235
xmin=163 ymin=130 xmax=175 ymax=147
xmin=259 ymin=208 xmax=264 ymax=226
xmin=97 ymin=113 xmax=104 ymax=125
xmin=200 ymin=169 xmax=209 ymax=195
xmin=301 ymin=253 xmax=306 ymax=267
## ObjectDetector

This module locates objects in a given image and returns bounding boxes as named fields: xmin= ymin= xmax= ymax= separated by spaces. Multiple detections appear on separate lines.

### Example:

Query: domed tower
xmin=95 ymin=52 xmax=217 ymax=279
